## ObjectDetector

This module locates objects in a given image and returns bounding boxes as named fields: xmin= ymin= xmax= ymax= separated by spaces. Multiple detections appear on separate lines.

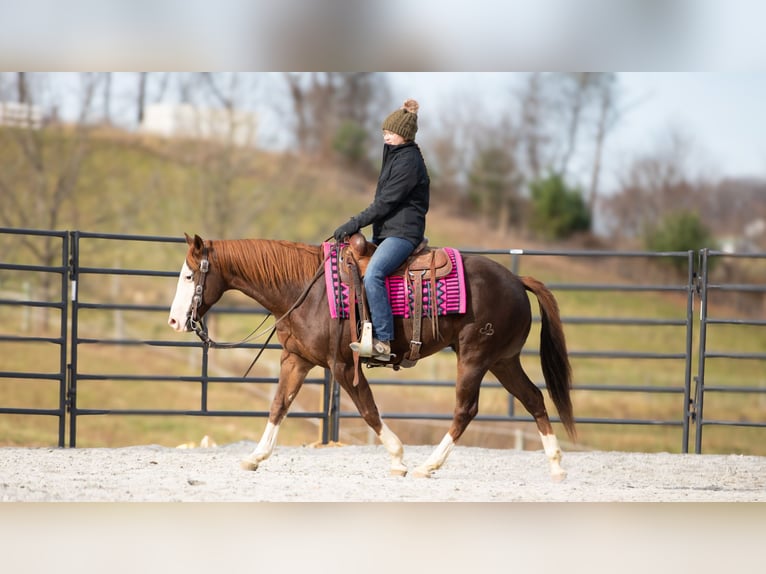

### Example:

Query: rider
xmin=333 ymin=98 xmax=430 ymax=361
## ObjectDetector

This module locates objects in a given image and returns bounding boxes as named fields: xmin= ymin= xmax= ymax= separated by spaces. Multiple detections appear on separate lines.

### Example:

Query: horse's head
xmin=167 ymin=233 xmax=226 ymax=333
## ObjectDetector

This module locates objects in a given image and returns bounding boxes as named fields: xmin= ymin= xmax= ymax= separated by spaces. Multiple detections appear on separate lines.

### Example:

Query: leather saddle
xmin=338 ymin=233 xmax=452 ymax=285
xmin=338 ymin=233 xmax=451 ymax=373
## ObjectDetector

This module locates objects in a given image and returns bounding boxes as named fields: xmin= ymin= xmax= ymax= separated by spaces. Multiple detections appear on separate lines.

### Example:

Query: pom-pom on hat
xmin=382 ymin=99 xmax=419 ymax=141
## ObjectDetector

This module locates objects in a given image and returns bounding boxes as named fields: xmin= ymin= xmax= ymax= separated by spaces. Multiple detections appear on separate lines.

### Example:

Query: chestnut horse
xmin=168 ymin=233 xmax=576 ymax=479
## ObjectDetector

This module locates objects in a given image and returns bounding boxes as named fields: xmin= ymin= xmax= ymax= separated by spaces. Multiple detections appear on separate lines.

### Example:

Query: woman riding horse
xmin=334 ymin=98 xmax=429 ymax=363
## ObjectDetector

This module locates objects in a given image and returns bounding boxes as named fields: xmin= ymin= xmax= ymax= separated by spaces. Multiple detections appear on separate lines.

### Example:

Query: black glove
xmin=333 ymin=219 xmax=359 ymax=242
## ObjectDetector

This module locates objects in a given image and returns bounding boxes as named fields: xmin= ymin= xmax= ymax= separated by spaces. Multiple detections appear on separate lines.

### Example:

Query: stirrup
xmin=351 ymin=343 xmax=393 ymax=362
xmin=349 ymin=321 xmax=374 ymax=356
xmin=363 ymin=346 xmax=395 ymax=363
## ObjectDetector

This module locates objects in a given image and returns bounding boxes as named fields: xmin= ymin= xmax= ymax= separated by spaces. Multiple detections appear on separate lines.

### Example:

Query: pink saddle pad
xmin=323 ymin=242 xmax=466 ymax=320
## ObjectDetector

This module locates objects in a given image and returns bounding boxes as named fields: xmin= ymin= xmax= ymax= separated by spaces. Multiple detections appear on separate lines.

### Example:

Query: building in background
xmin=139 ymin=103 xmax=257 ymax=146
xmin=0 ymin=102 xmax=42 ymax=129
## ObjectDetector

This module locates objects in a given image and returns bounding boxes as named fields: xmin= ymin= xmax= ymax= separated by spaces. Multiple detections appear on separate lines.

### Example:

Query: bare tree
xmin=555 ymin=73 xmax=597 ymax=177
xmin=428 ymin=131 xmax=467 ymax=211
xmin=518 ymin=73 xmax=547 ymax=181
xmin=0 ymin=72 xmax=100 ymax=327
xmin=102 ymin=72 xmax=112 ymax=124
xmin=283 ymin=72 xmax=310 ymax=152
xmin=586 ymin=73 xmax=620 ymax=219
xmin=180 ymin=73 xmax=261 ymax=238
xmin=516 ymin=72 xmax=624 ymax=223
xmin=134 ymin=72 xmax=173 ymax=126
xmin=17 ymin=72 xmax=28 ymax=103
xmin=601 ymin=129 xmax=698 ymax=242
xmin=281 ymin=72 xmax=389 ymax=157
xmin=0 ymin=73 xmax=99 ymax=231
xmin=136 ymin=72 xmax=147 ymax=124
xmin=465 ymin=116 xmax=524 ymax=231
xmin=199 ymin=72 xmax=234 ymax=110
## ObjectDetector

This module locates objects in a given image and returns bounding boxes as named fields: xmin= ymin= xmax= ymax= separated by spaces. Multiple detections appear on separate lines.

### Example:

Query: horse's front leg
xmin=241 ymin=351 xmax=312 ymax=471
xmin=334 ymin=362 xmax=408 ymax=477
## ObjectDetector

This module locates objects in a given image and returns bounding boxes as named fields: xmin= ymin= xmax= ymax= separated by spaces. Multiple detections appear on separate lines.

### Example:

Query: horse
xmin=168 ymin=233 xmax=576 ymax=480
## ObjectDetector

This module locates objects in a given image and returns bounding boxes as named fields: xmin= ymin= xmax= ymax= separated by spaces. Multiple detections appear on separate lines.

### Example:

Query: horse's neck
xmin=218 ymin=239 xmax=320 ymax=315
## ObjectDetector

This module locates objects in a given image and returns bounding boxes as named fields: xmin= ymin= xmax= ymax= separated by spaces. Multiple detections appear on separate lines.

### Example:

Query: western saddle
xmin=339 ymin=233 xmax=453 ymax=372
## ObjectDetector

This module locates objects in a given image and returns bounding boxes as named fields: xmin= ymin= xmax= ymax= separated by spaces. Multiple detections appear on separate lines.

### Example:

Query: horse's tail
xmin=521 ymin=276 xmax=576 ymax=440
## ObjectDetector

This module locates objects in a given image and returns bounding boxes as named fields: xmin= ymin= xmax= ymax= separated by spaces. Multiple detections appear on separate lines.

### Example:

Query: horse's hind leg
xmin=334 ymin=362 xmax=408 ymax=477
xmin=413 ymin=361 xmax=485 ymax=478
xmin=490 ymin=357 xmax=567 ymax=481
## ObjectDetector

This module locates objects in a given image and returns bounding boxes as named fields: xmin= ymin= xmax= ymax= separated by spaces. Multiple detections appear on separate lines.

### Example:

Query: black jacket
xmin=352 ymin=142 xmax=430 ymax=247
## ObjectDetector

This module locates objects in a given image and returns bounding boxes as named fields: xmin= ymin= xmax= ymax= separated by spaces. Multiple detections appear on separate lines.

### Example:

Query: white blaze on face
xmin=168 ymin=261 xmax=195 ymax=332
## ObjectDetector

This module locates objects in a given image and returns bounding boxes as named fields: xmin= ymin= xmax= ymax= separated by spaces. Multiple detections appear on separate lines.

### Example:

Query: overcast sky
xmin=388 ymin=73 xmax=766 ymax=188
xmin=610 ymin=73 xmax=766 ymax=180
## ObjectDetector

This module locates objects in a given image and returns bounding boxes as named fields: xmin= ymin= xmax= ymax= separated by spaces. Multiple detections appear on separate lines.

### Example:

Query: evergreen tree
xmin=529 ymin=173 xmax=590 ymax=240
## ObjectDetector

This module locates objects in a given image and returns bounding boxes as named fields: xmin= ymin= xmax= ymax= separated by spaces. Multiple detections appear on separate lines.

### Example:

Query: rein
xmin=188 ymin=243 xmax=332 ymax=376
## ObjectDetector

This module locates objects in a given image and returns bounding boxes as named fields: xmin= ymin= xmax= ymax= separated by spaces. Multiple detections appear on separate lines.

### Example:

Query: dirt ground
xmin=1 ymin=442 xmax=764 ymax=502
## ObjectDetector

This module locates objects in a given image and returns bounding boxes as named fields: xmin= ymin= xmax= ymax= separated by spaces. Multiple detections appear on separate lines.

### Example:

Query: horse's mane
xmin=212 ymin=239 xmax=323 ymax=289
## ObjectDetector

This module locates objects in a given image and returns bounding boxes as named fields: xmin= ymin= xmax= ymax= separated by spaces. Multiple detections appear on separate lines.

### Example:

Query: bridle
xmin=185 ymin=239 xmax=335 ymax=376
xmin=187 ymin=244 xmax=266 ymax=348
xmin=186 ymin=244 xmax=277 ymax=378
xmin=187 ymin=246 xmax=211 ymax=343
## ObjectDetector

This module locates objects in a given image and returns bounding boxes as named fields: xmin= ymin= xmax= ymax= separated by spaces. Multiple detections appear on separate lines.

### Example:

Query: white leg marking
xmin=414 ymin=433 xmax=454 ymax=478
xmin=539 ymin=432 xmax=566 ymax=481
xmin=241 ymin=422 xmax=280 ymax=471
xmin=378 ymin=423 xmax=407 ymax=476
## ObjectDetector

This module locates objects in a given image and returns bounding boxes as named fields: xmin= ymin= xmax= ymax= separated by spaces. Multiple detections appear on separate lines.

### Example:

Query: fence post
xmin=507 ymin=249 xmax=523 ymax=419
xmin=331 ymin=373 xmax=341 ymax=443
xmin=56 ymin=232 xmax=70 ymax=447
xmin=681 ymin=250 xmax=696 ymax=453
xmin=200 ymin=336 xmax=210 ymax=413
xmin=67 ymin=231 xmax=80 ymax=447
xmin=693 ymin=248 xmax=710 ymax=454
xmin=321 ymin=368 xmax=332 ymax=444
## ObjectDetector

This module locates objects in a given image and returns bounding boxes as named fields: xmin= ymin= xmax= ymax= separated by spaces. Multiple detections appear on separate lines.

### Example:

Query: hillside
xmin=1 ymin=126 xmax=573 ymax=248
xmin=1 ymin=129 xmax=764 ymax=456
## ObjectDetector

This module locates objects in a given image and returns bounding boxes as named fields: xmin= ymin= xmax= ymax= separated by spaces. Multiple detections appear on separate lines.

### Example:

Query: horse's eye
xmin=185 ymin=273 xmax=194 ymax=281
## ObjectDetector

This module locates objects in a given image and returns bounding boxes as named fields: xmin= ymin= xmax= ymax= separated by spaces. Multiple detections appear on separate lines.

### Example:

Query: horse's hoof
xmin=390 ymin=467 xmax=408 ymax=477
xmin=412 ymin=467 xmax=433 ymax=478
xmin=240 ymin=458 xmax=260 ymax=471
xmin=551 ymin=469 xmax=567 ymax=482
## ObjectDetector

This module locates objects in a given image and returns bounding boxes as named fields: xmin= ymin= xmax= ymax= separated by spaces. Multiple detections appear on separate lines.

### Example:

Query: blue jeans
xmin=364 ymin=236 xmax=416 ymax=342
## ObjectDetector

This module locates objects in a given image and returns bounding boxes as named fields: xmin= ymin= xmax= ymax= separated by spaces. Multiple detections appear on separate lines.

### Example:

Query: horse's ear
xmin=185 ymin=233 xmax=205 ymax=252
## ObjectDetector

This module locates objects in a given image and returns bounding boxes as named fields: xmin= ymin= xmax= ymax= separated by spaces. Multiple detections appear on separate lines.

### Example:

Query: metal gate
xmin=693 ymin=249 xmax=766 ymax=453
xmin=341 ymin=248 xmax=700 ymax=452
xmin=66 ymin=231 xmax=334 ymax=447
xmin=0 ymin=228 xmax=69 ymax=446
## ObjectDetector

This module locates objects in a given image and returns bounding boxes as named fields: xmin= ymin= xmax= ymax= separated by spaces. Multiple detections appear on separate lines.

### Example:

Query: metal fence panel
xmin=1 ymin=228 xmax=764 ymax=454
xmin=67 ymin=231 xmax=334 ymax=447
xmin=694 ymin=249 xmax=766 ymax=453
xmin=0 ymin=228 xmax=69 ymax=446
xmin=341 ymin=248 xmax=698 ymax=452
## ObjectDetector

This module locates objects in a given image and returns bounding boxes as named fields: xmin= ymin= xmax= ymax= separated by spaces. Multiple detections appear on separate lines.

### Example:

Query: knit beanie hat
xmin=382 ymin=99 xmax=419 ymax=141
